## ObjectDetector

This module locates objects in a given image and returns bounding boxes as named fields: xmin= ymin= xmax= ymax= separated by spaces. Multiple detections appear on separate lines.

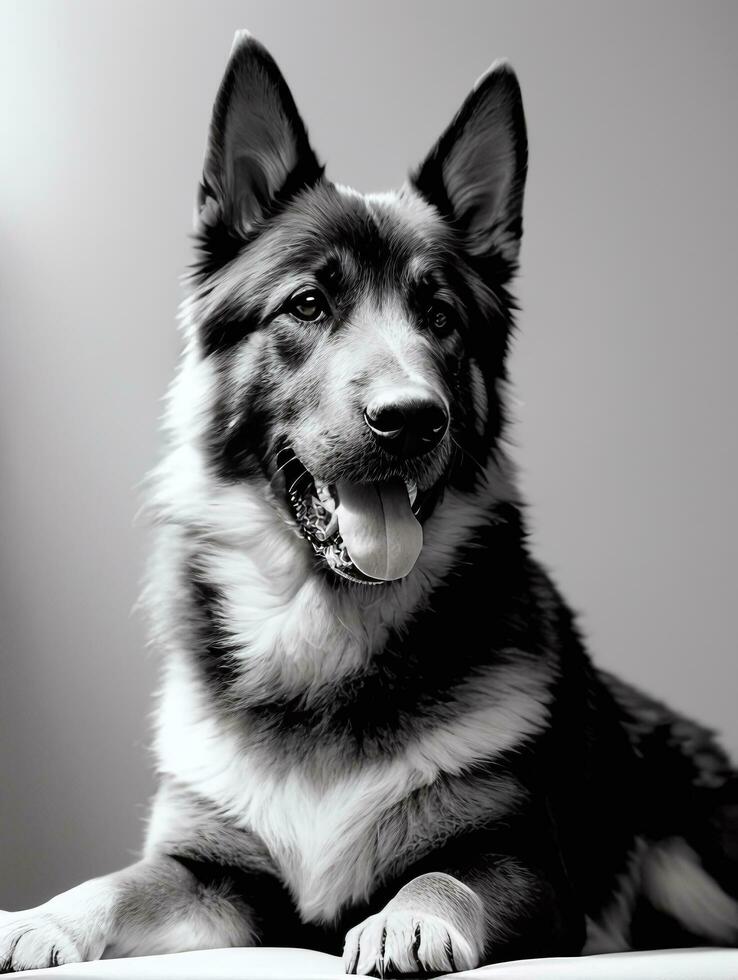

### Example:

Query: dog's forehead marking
xmin=192 ymin=182 xmax=452 ymax=326
xmin=361 ymin=185 xmax=450 ymax=242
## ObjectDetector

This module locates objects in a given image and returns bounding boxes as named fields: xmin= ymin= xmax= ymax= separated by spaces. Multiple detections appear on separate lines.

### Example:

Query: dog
xmin=2 ymin=29 xmax=737 ymax=977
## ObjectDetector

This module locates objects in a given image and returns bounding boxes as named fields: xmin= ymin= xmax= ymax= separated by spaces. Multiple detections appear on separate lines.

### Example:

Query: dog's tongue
xmin=335 ymin=478 xmax=422 ymax=581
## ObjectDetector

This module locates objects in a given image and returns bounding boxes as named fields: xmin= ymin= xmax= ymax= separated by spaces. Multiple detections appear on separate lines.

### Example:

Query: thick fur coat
xmin=1 ymin=30 xmax=737 ymax=978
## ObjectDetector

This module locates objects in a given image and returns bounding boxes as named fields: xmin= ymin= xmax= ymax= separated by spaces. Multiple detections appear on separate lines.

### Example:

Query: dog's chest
xmin=156 ymin=667 xmax=548 ymax=925
xmin=154 ymin=664 xmax=423 ymax=922
xmin=233 ymin=755 xmax=424 ymax=923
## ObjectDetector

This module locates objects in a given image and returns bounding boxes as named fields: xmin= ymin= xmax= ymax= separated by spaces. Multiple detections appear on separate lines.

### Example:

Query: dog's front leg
xmin=343 ymin=871 xmax=486 ymax=976
xmin=343 ymin=855 xmax=584 ymax=976
xmin=0 ymin=854 xmax=254 ymax=973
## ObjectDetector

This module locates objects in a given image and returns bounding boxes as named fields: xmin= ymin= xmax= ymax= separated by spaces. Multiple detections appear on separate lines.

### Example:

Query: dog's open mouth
xmin=277 ymin=449 xmax=428 ymax=585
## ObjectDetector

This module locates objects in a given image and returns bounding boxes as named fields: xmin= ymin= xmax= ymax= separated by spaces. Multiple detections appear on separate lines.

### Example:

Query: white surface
xmin=11 ymin=946 xmax=738 ymax=980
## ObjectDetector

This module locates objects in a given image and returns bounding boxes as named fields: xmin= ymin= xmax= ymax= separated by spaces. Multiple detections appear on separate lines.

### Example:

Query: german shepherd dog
xmin=2 ymin=31 xmax=737 ymax=977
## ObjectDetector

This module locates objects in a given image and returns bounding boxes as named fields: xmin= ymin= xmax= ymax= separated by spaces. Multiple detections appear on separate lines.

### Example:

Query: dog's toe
xmin=343 ymin=909 xmax=480 ymax=977
xmin=0 ymin=912 xmax=84 ymax=973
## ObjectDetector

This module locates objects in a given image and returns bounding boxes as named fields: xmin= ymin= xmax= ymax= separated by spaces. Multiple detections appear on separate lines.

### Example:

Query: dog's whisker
xmin=270 ymin=453 xmax=300 ymax=481
xmin=287 ymin=469 xmax=311 ymax=498
xmin=332 ymin=609 xmax=369 ymax=647
xmin=450 ymin=436 xmax=487 ymax=478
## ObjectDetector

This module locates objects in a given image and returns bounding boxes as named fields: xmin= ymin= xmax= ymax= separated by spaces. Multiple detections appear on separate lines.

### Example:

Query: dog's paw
xmin=343 ymin=909 xmax=481 ymax=977
xmin=0 ymin=910 xmax=87 ymax=973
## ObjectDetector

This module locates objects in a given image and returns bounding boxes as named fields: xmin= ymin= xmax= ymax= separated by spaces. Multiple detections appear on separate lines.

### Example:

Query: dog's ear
xmin=195 ymin=31 xmax=323 ymax=265
xmin=411 ymin=61 xmax=527 ymax=272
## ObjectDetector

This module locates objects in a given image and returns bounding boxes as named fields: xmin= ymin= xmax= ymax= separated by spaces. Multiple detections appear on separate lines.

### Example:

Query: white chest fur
xmin=152 ymin=653 xmax=550 ymax=923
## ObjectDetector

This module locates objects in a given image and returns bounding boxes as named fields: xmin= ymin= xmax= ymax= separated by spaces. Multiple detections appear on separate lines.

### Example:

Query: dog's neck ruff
xmin=144 ymin=336 xmax=520 ymax=702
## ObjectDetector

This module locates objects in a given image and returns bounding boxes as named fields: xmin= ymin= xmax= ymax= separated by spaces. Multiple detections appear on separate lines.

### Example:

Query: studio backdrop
xmin=1 ymin=0 xmax=736 ymax=911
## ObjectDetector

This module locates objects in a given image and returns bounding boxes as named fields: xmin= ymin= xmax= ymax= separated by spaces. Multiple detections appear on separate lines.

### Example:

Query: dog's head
xmin=183 ymin=32 xmax=527 ymax=586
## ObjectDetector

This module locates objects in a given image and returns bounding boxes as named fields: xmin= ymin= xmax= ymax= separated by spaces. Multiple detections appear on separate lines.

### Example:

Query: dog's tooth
xmin=405 ymin=480 xmax=418 ymax=505
xmin=324 ymin=512 xmax=339 ymax=538
xmin=316 ymin=483 xmax=336 ymax=512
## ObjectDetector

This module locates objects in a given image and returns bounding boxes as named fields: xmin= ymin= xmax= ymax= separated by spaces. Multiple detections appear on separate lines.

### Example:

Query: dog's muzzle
xmin=277 ymin=448 xmax=440 ymax=585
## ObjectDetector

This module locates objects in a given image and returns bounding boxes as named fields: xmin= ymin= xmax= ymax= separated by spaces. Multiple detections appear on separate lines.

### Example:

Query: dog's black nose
xmin=364 ymin=396 xmax=449 ymax=458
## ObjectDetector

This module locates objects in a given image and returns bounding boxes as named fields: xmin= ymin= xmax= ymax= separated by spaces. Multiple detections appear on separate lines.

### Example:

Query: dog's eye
xmin=287 ymin=289 xmax=328 ymax=323
xmin=428 ymin=302 xmax=457 ymax=337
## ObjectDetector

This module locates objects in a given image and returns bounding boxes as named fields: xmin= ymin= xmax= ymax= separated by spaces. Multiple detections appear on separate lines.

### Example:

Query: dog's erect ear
xmin=411 ymin=61 xmax=527 ymax=271
xmin=196 ymin=31 xmax=323 ymax=250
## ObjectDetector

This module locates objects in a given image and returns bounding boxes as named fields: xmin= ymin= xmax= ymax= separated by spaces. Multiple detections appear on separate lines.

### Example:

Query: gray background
xmin=1 ymin=0 xmax=736 ymax=910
